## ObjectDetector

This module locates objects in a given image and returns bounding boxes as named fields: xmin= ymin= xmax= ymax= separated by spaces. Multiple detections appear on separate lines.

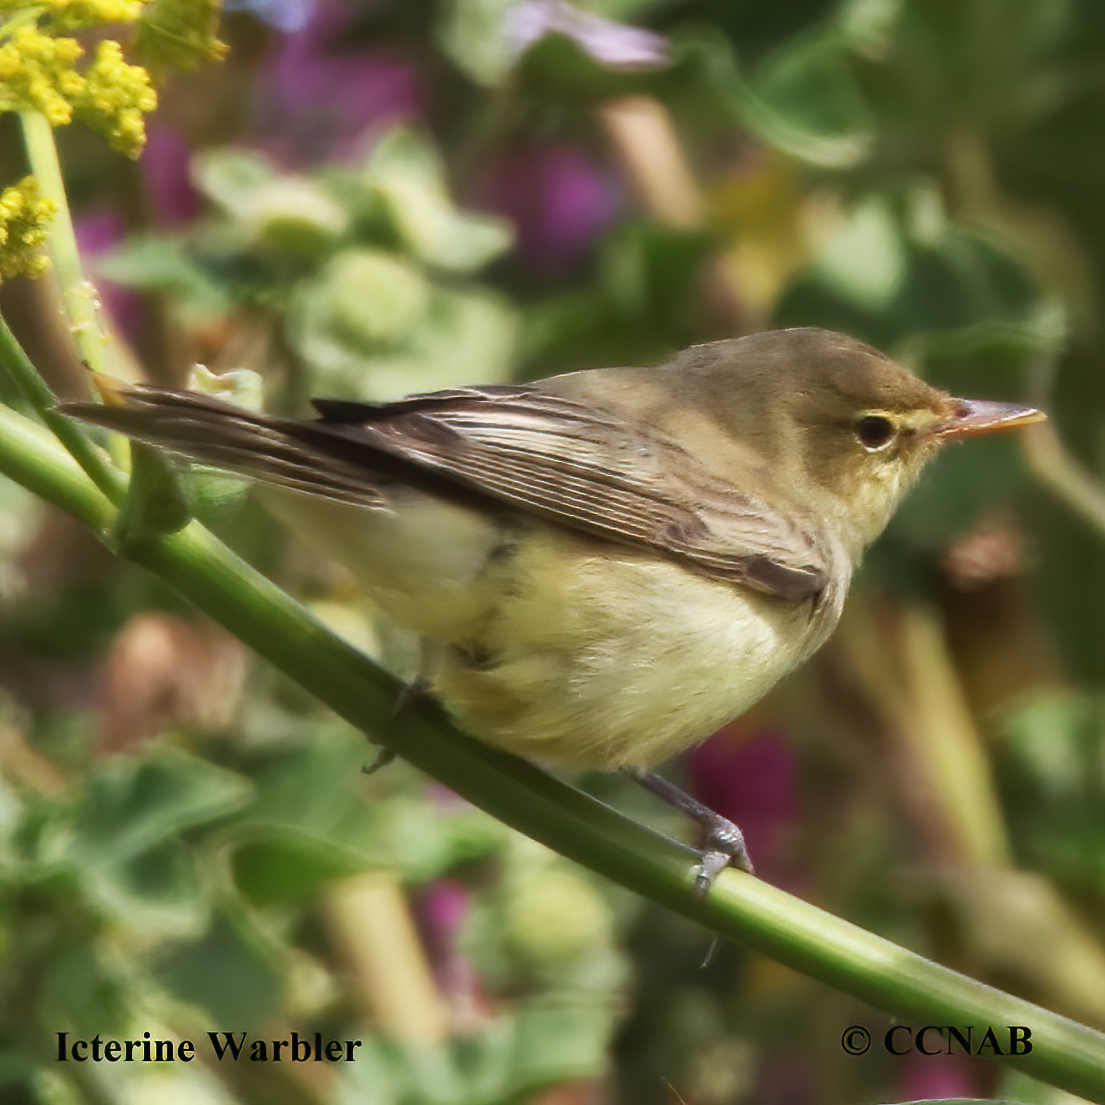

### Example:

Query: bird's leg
xmin=624 ymin=768 xmax=754 ymax=895
xmin=362 ymin=744 xmax=397 ymax=775
xmin=361 ymin=676 xmax=433 ymax=775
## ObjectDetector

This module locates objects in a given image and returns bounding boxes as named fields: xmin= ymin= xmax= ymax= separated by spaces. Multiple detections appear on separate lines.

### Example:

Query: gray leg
xmin=625 ymin=767 xmax=754 ymax=895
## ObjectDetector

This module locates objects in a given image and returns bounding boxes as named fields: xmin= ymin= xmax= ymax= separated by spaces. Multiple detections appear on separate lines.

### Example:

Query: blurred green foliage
xmin=3 ymin=0 xmax=1105 ymax=1104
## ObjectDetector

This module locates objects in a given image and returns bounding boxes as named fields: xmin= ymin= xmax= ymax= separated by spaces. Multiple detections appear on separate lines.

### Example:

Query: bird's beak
xmin=934 ymin=399 xmax=1046 ymax=441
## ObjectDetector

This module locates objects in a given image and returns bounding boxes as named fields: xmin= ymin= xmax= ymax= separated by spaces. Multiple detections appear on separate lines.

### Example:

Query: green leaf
xmin=248 ymin=177 xmax=350 ymax=261
xmin=235 ymin=729 xmax=507 ymax=883
xmin=775 ymin=212 xmax=1040 ymax=348
xmin=366 ymin=129 xmax=512 ymax=272
xmin=154 ymin=909 xmax=282 ymax=1028
xmin=38 ymin=943 xmax=130 ymax=1039
xmin=96 ymin=236 xmax=230 ymax=319
xmin=438 ymin=0 xmax=517 ymax=86
xmin=517 ymin=30 xmax=666 ymax=104
xmin=506 ymin=995 xmax=616 ymax=1094
xmin=115 ymin=442 xmax=194 ymax=543
xmin=523 ymin=222 xmax=712 ymax=373
xmin=66 ymin=748 xmax=252 ymax=864
xmin=292 ymin=276 xmax=517 ymax=401
xmin=675 ymin=27 xmax=871 ymax=167
xmin=80 ymin=838 xmax=211 ymax=935
xmin=751 ymin=27 xmax=873 ymax=145
xmin=302 ymin=248 xmax=432 ymax=352
xmin=812 ymin=195 xmax=906 ymax=311
xmin=232 ymin=836 xmax=366 ymax=905
xmin=191 ymin=148 xmax=279 ymax=219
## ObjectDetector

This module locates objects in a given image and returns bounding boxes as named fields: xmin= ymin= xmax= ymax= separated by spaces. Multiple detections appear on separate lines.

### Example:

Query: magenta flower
xmin=688 ymin=727 xmax=798 ymax=871
xmin=897 ymin=1048 xmax=978 ymax=1101
xmin=142 ymin=124 xmax=203 ymax=224
xmin=76 ymin=209 xmax=144 ymax=345
xmin=469 ymin=143 xmax=621 ymax=274
xmin=259 ymin=0 xmax=425 ymax=165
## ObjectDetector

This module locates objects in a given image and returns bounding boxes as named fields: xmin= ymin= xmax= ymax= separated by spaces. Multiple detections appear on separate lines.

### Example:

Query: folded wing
xmin=63 ymin=383 xmax=829 ymax=602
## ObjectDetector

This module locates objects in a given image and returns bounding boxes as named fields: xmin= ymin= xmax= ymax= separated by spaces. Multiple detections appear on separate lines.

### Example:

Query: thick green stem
xmin=0 ymin=397 xmax=1103 ymax=1102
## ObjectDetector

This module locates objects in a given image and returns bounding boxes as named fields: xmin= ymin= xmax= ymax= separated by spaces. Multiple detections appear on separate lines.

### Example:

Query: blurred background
xmin=2 ymin=1 xmax=1105 ymax=1102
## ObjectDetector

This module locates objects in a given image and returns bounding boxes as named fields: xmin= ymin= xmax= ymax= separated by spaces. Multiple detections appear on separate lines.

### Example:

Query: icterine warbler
xmin=64 ymin=327 xmax=1045 ymax=887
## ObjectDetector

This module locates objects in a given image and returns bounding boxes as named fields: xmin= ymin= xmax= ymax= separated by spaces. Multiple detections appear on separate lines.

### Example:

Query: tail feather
xmin=59 ymin=388 xmax=389 ymax=509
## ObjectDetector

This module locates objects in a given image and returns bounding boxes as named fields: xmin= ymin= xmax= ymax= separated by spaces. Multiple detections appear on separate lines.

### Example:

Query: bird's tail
xmin=60 ymin=382 xmax=387 ymax=508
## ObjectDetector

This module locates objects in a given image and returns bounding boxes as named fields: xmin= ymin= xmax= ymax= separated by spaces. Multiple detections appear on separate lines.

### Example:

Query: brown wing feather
xmin=62 ymin=384 xmax=828 ymax=601
xmin=312 ymin=388 xmax=828 ymax=600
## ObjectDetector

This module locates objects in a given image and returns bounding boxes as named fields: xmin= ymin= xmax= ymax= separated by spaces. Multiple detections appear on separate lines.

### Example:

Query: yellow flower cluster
xmin=0 ymin=27 xmax=84 ymax=126
xmin=37 ymin=1 xmax=147 ymax=30
xmin=78 ymin=38 xmax=157 ymax=157
xmin=0 ymin=20 xmax=157 ymax=156
xmin=0 ymin=176 xmax=56 ymax=280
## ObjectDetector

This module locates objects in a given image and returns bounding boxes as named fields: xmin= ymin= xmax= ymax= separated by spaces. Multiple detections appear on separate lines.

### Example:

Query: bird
xmin=63 ymin=326 xmax=1045 ymax=889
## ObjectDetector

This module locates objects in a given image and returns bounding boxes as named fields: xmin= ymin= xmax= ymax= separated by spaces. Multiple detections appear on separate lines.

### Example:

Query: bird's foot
xmin=692 ymin=816 xmax=753 ymax=897
xmin=361 ymin=677 xmax=434 ymax=775
xmin=625 ymin=767 xmax=754 ymax=897
xmin=361 ymin=745 xmax=397 ymax=775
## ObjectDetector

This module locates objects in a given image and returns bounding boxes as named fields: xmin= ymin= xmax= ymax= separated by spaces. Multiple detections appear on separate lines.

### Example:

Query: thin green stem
xmin=10 ymin=111 xmax=126 ymax=502
xmin=18 ymin=110 xmax=115 ymax=378
xmin=11 ymin=112 xmax=148 ymax=511
xmin=0 ymin=402 xmax=117 ymax=531
xmin=0 ymin=311 xmax=124 ymax=502
xmin=0 ymin=397 xmax=1103 ymax=1102
xmin=0 ymin=8 xmax=46 ymax=42
xmin=1023 ymin=352 xmax=1105 ymax=541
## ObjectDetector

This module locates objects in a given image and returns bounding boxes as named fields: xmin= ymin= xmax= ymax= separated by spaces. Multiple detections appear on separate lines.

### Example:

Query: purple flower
xmin=688 ymin=727 xmax=798 ymax=868
xmin=505 ymin=0 xmax=669 ymax=69
xmin=76 ymin=210 xmax=144 ymax=344
xmin=420 ymin=878 xmax=469 ymax=948
xmin=142 ymin=125 xmax=203 ymax=224
xmin=259 ymin=0 xmax=424 ymax=164
xmin=469 ymin=143 xmax=621 ymax=274
xmin=897 ymin=1049 xmax=978 ymax=1101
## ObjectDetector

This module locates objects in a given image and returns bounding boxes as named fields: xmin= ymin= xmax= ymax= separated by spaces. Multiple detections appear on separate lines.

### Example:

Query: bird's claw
xmin=692 ymin=818 xmax=753 ymax=897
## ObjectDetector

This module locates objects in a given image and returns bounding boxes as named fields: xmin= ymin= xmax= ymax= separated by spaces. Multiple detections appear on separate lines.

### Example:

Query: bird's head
xmin=676 ymin=327 xmax=1045 ymax=556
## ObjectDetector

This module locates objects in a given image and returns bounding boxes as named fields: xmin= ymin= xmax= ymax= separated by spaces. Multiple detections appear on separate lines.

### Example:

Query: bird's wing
xmin=312 ymin=387 xmax=829 ymax=600
xmin=63 ymin=384 xmax=829 ymax=601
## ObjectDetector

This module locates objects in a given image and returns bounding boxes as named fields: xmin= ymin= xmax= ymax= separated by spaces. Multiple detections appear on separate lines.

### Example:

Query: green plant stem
xmin=1024 ymin=421 xmax=1105 ymax=540
xmin=11 ymin=112 xmax=126 ymax=502
xmin=0 ymin=311 xmax=124 ymax=502
xmin=15 ymin=112 xmax=170 ymax=525
xmin=0 ymin=398 xmax=1103 ymax=1102
xmin=1022 ymin=350 xmax=1105 ymax=541
xmin=18 ymin=111 xmax=114 ymax=377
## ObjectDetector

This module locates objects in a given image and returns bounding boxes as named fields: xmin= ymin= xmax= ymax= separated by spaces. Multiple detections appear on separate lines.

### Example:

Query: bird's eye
xmin=855 ymin=415 xmax=895 ymax=450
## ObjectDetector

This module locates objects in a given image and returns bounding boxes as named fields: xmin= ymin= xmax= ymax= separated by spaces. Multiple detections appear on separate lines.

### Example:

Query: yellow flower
xmin=0 ymin=27 xmax=84 ymax=126
xmin=75 ymin=38 xmax=157 ymax=157
xmin=0 ymin=1 xmax=227 ymax=157
xmin=0 ymin=176 xmax=56 ymax=280
xmin=41 ymin=1 xmax=148 ymax=30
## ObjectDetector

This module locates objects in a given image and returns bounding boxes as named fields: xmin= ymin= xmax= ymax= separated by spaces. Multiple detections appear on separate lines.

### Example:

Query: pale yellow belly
xmin=260 ymin=487 xmax=822 ymax=769
xmin=427 ymin=528 xmax=821 ymax=769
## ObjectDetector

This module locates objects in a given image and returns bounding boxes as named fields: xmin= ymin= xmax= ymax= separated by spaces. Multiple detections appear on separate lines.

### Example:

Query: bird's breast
xmin=259 ymin=485 xmax=842 ymax=770
xmin=430 ymin=523 xmax=832 ymax=769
